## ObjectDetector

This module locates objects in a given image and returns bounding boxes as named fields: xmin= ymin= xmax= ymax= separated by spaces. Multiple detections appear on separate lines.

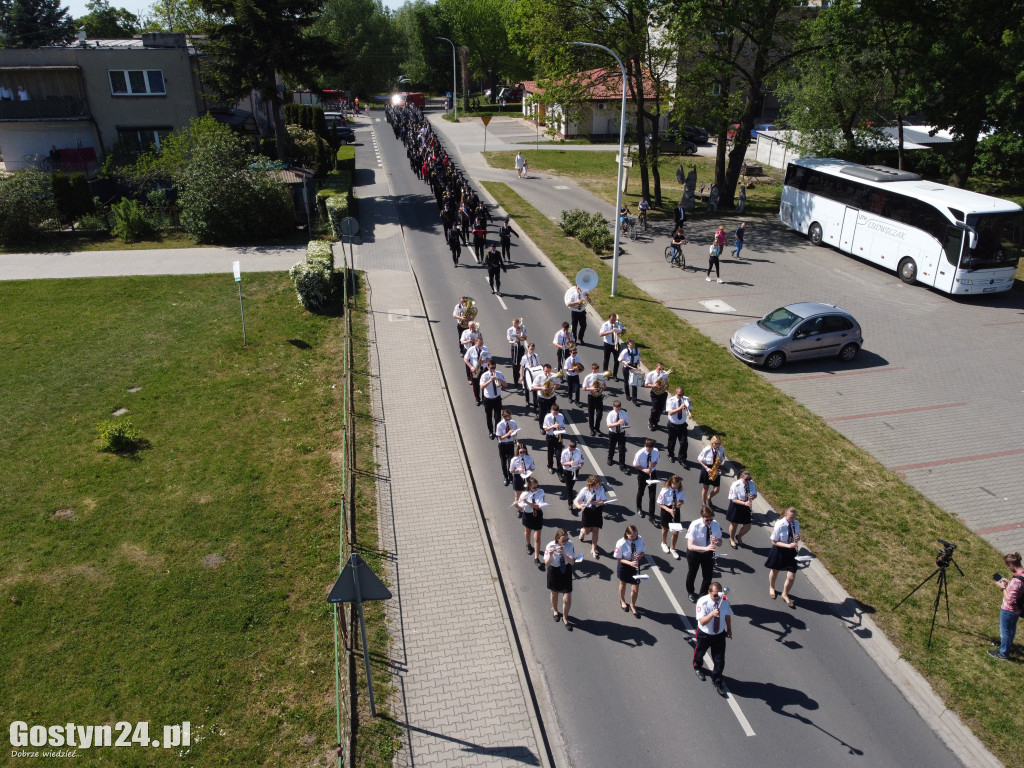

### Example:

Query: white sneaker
xmin=716 ymin=279 xmax=723 ymax=283
xmin=705 ymin=277 xmax=712 ymax=282
xmin=671 ymin=549 xmax=681 ymax=560
xmin=661 ymin=542 xmax=670 ymax=553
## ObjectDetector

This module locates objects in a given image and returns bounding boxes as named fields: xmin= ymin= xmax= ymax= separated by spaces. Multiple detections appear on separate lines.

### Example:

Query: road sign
xmin=232 ymin=260 xmax=241 ymax=282
xmin=328 ymin=554 xmax=392 ymax=603
xmin=340 ymin=217 xmax=359 ymax=237
xmin=481 ymin=116 xmax=492 ymax=126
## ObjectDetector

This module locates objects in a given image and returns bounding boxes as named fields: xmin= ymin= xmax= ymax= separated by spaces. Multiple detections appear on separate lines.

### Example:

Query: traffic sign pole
xmin=232 ymin=261 xmax=246 ymax=346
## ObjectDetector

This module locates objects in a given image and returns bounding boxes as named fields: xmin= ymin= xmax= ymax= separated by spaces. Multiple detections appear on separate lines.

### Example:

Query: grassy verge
xmin=483 ymin=180 xmax=1022 ymax=767
xmin=1 ymin=229 xmax=309 ymax=254
xmin=0 ymin=273 xmax=351 ymax=766
xmin=483 ymin=149 xmax=784 ymax=218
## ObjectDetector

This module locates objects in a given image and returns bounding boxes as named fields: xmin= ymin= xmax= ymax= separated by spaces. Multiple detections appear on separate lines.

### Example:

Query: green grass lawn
xmin=0 ymin=273 xmax=352 ymax=766
xmin=1 ymin=228 xmax=310 ymax=255
xmin=483 ymin=149 xmax=784 ymax=217
xmin=483 ymin=180 xmax=1023 ymax=767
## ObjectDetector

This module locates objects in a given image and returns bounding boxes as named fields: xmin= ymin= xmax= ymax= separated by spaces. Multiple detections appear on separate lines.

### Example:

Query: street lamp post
xmin=437 ymin=37 xmax=457 ymax=122
xmin=570 ymin=41 xmax=627 ymax=297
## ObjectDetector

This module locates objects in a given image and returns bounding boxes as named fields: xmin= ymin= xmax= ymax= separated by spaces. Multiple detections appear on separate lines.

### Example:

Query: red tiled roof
xmin=521 ymin=67 xmax=660 ymax=100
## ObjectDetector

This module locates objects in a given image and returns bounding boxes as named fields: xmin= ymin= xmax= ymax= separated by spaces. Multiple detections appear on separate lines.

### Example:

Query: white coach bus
xmin=779 ymin=158 xmax=1023 ymax=295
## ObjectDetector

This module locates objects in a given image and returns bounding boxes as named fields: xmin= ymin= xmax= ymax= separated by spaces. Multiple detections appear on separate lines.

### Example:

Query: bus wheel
xmin=808 ymin=222 xmax=823 ymax=246
xmin=838 ymin=343 xmax=860 ymax=362
xmin=898 ymin=257 xmax=917 ymax=284
xmin=764 ymin=351 xmax=786 ymax=370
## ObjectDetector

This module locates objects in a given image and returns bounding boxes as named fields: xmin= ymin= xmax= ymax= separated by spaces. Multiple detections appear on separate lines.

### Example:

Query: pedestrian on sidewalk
xmin=485 ymin=243 xmax=506 ymax=295
xmin=520 ymin=477 xmax=546 ymax=568
xmin=545 ymin=529 xmax=576 ymax=630
xmin=991 ymin=552 xmax=1023 ymax=660
xmin=515 ymin=151 xmax=525 ymax=178
xmin=731 ymin=222 xmax=747 ymax=258
xmin=614 ymin=525 xmax=645 ymax=618
xmin=766 ymin=506 xmax=801 ymax=608
xmin=673 ymin=200 xmax=686 ymax=232
xmin=522 ymin=158 xmax=530 ymax=178
xmin=707 ymin=224 xmax=726 ymax=283
xmin=693 ymin=582 xmax=732 ymax=697
xmin=575 ymin=475 xmax=607 ymax=559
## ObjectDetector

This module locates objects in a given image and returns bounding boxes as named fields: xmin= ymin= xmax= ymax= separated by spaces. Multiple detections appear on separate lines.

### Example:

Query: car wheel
xmin=808 ymin=222 xmax=823 ymax=246
xmin=764 ymin=351 xmax=786 ymax=370
xmin=685 ymin=145 xmax=696 ymax=156
xmin=898 ymin=257 xmax=917 ymax=284
xmin=838 ymin=343 xmax=859 ymax=362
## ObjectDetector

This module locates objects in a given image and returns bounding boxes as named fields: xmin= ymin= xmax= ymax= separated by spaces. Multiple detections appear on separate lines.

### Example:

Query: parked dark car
xmin=681 ymin=125 xmax=709 ymax=143
xmin=645 ymin=131 xmax=697 ymax=155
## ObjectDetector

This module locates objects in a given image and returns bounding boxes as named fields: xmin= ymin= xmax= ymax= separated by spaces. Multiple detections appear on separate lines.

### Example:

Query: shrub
xmin=69 ymin=173 xmax=94 ymax=218
xmin=313 ymin=106 xmax=328 ymax=140
xmin=299 ymin=104 xmax=314 ymax=130
xmin=51 ymin=171 xmax=74 ymax=225
xmin=179 ymin=165 xmax=293 ymax=244
xmin=0 ymin=170 xmax=59 ymax=247
xmin=559 ymin=209 xmax=612 ymax=254
xmin=76 ymin=212 xmax=109 ymax=235
xmin=289 ymin=259 xmax=332 ymax=313
xmin=96 ymin=418 xmax=142 ymax=453
xmin=110 ymin=198 xmax=156 ymax=243
xmin=336 ymin=145 xmax=355 ymax=172
xmin=326 ymin=194 xmax=358 ymax=237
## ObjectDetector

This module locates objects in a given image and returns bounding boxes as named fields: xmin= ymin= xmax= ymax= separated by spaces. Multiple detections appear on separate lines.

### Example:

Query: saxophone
xmin=708 ymin=449 xmax=722 ymax=482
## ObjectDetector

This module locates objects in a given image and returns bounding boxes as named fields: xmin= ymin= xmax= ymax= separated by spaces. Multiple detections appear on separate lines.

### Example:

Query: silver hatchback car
xmin=729 ymin=302 xmax=863 ymax=370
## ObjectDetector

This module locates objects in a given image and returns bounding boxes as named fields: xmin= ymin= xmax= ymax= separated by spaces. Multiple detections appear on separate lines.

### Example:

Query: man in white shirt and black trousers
xmin=599 ymin=314 xmax=624 ymax=380
xmin=565 ymin=285 xmax=589 ymax=345
xmin=532 ymin=363 xmax=558 ymax=428
xmin=606 ymin=400 xmax=629 ymax=466
xmin=633 ymin=438 xmax=659 ymax=519
xmin=560 ymin=438 xmax=584 ymax=511
xmin=464 ymin=338 xmax=490 ymax=406
xmin=480 ymin=360 xmax=507 ymax=438
xmin=686 ymin=505 xmax=722 ymax=602
xmin=542 ymin=404 xmax=567 ymax=474
xmin=665 ymin=386 xmax=691 ymax=464
xmin=495 ymin=410 xmax=519 ymax=486
xmin=693 ymin=582 xmax=732 ymax=697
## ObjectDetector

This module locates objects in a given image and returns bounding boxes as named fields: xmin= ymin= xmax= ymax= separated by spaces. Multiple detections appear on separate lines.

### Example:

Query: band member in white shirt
xmin=509 ymin=444 xmax=535 ymax=506
xmin=599 ymin=313 xmax=625 ymax=379
xmin=565 ymin=284 xmax=589 ymax=345
xmin=563 ymin=345 xmax=583 ymax=405
xmin=726 ymin=470 xmax=757 ymax=548
xmin=686 ymin=505 xmax=722 ymax=602
xmin=665 ymin=387 xmax=692 ymax=464
xmin=520 ymin=477 xmax=546 ymax=568
xmin=560 ymin=438 xmax=584 ymax=510
xmin=693 ymin=582 xmax=732 ymax=697
xmin=606 ymin=400 xmax=629 ymax=466
xmin=480 ymin=360 xmax=507 ymax=437
xmin=532 ymin=363 xmax=559 ymax=428
xmin=521 ymin=342 xmax=540 ymax=411
xmin=697 ymin=435 xmax=725 ymax=508
xmin=542 ymin=404 xmax=567 ymax=474
xmin=507 ymin=318 xmax=527 ymax=389
xmin=618 ymin=339 xmax=641 ymax=404
xmin=452 ymin=297 xmax=470 ymax=353
xmin=643 ymin=362 xmax=670 ymax=430
xmin=463 ymin=338 xmax=491 ymax=406
xmin=766 ymin=507 xmax=801 ymax=607
xmin=574 ymin=475 xmax=607 ymax=559
xmin=544 ymin=529 xmax=576 ymax=630
xmin=614 ymin=525 xmax=645 ymax=617
xmin=633 ymin=439 xmax=660 ymax=519
xmin=657 ymin=474 xmax=684 ymax=559
xmin=461 ymin=321 xmax=483 ymax=383
xmin=583 ymin=363 xmax=606 ymax=436
xmin=553 ymin=321 xmax=575 ymax=370
xmin=496 ymin=410 xmax=519 ymax=486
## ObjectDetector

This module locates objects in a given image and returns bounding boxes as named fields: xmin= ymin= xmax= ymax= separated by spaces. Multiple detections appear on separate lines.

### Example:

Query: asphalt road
xmin=369 ymin=115 xmax=964 ymax=768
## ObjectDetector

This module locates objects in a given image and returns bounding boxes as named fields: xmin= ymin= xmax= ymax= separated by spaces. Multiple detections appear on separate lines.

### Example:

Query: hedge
xmin=336 ymin=145 xmax=355 ymax=173
xmin=289 ymin=239 xmax=336 ymax=312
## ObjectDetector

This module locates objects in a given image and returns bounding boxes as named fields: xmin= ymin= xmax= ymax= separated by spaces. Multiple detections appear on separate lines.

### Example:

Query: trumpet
xmin=459 ymin=299 xmax=478 ymax=329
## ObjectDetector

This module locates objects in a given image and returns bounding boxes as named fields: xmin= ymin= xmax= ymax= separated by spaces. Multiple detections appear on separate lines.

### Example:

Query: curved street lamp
xmin=570 ymin=41 xmax=626 ymax=297
xmin=437 ymin=37 xmax=458 ymax=122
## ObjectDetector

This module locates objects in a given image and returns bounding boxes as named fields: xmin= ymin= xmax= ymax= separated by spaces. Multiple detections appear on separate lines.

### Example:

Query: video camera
xmin=935 ymin=539 xmax=957 ymax=568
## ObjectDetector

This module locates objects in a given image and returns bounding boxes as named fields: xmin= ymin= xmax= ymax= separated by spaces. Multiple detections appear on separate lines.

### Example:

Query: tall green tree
xmin=0 ymin=0 xmax=75 ymax=48
xmin=312 ymin=0 xmax=402 ymax=98
xmin=195 ymin=0 xmax=337 ymax=160
xmin=392 ymin=1 xmax=452 ymax=93
xmin=74 ymin=0 xmax=140 ymax=38
xmin=438 ymin=0 xmax=530 ymax=97
xmin=142 ymin=0 xmax=219 ymax=34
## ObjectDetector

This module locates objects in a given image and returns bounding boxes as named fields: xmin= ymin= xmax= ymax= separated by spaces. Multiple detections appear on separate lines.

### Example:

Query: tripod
xmin=893 ymin=553 xmax=964 ymax=647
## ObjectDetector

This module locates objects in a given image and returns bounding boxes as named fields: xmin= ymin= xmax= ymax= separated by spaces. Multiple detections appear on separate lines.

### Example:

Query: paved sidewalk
xmin=350 ymin=127 xmax=551 ymax=767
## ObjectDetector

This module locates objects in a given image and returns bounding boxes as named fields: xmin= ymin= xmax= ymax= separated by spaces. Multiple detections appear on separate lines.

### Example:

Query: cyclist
xmin=619 ymin=204 xmax=631 ymax=235
xmin=637 ymin=195 xmax=651 ymax=229
xmin=669 ymin=226 xmax=687 ymax=265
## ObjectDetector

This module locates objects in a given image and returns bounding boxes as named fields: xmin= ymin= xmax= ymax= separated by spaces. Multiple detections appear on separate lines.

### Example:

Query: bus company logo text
xmin=857 ymin=215 xmax=906 ymax=239
xmin=10 ymin=721 xmax=191 ymax=751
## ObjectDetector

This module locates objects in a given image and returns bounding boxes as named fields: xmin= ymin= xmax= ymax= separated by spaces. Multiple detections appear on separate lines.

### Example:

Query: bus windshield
xmin=965 ymin=211 xmax=1024 ymax=269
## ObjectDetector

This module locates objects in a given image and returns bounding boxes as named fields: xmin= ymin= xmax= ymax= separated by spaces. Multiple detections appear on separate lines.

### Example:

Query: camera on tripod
xmin=935 ymin=539 xmax=957 ymax=568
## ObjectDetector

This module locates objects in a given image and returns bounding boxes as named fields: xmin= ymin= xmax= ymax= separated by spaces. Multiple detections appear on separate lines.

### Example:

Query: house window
xmin=109 ymin=70 xmax=166 ymax=96
xmin=116 ymin=127 xmax=172 ymax=153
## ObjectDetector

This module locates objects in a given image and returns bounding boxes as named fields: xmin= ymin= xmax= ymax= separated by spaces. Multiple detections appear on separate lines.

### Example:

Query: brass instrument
xmin=541 ymin=371 xmax=564 ymax=398
xmin=459 ymin=298 xmax=478 ymax=329
xmin=708 ymin=451 xmax=722 ymax=482
xmin=592 ymin=377 xmax=606 ymax=395
xmin=651 ymin=369 xmax=673 ymax=396
xmin=612 ymin=321 xmax=624 ymax=352
xmin=570 ymin=361 xmax=585 ymax=374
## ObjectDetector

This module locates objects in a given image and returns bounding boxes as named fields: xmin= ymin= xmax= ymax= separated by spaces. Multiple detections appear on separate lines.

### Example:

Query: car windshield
xmin=758 ymin=307 xmax=804 ymax=335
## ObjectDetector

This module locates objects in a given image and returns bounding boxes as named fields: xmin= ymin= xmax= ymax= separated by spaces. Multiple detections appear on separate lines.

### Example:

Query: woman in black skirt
xmin=520 ymin=476 xmax=546 ymax=569
xmin=574 ymin=475 xmax=607 ymax=559
xmin=614 ymin=525 xmax=645 ymax=617
xmin=544 ymin=529 xmax=576 ymax=630
xmin=509 ymin=444 xmax=535 ymax=507
xmin=765 ymin=506 xmax=801 ymax=607
xmin=725 ymin=470 xmax=757 ymax=548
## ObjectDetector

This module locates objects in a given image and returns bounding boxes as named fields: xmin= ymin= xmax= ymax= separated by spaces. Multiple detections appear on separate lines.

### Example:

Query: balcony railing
xmin=0 ymin=97 xmax=90 ymax=121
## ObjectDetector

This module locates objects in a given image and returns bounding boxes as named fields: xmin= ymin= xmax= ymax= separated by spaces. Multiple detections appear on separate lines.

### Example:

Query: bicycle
xmin=619 ymin=216 xmax=637 ymax=241
xmin=664 ymin=242 xmax=687 ymax=269
xmin=637 ymin=208 xmax=649 ymax=232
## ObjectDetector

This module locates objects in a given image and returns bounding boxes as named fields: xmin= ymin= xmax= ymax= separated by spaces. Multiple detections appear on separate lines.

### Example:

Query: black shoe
xmin=668 ymin=454 xmax=675 ymax=461
xmin=503 ymin=478 xmax=511 ymax=487
xmin=489 ymin=433 xmax=495 ymax=440
xmin=548 ymin=467 xmax=555 ymax=474
xmin=688 ymin=593 xmax=698 ymax=603
xmin=637 ymin=508 xmax=644 ymax=517
xmin=714 ymin=681 xmax=727 ymax=697
xmin=693 ymin=666 xmax=706 ymax=681
xmin=988 ymin=649 xmax=1010 ymax=660
xmin=476 ymin=400 xmax=482 ymax=406
xmin=526 ymin=544 xmax=534 ymax=555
